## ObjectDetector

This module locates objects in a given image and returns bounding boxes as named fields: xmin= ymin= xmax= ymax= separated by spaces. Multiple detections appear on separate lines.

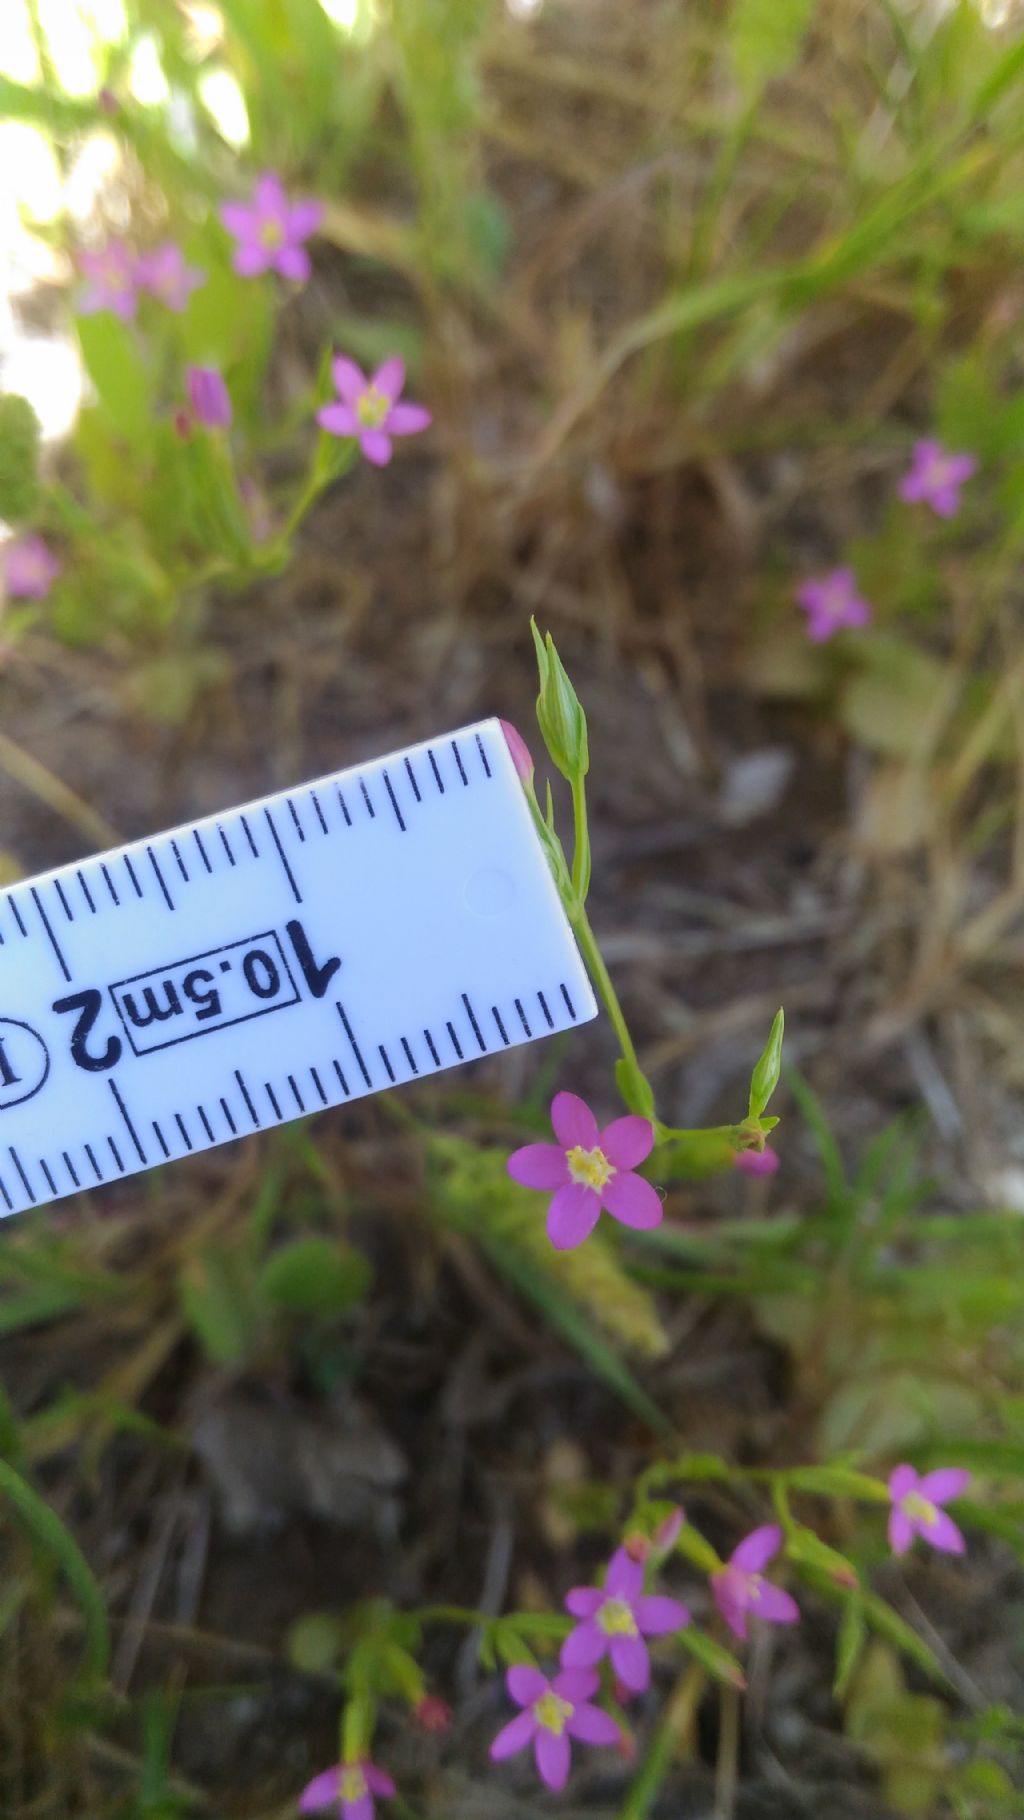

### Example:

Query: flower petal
xmin=604 ymin=1546 xmax=644 ymax=1602
xmin=565 ymin=1586 xmax=603 ymax=1619
xmin=610 ymin=1633 xmax=650 ymax=1692
xmin=889 ymin=1464 xmax=918 ymax=1502
xmin=507 ymin=1664 xmax=547 ymax=1706
xmin=333 ymin=356 xmax=367 ymax=400
xmin=365 ymin=1766 xmax=396 ymax=1797
xmin=888 ymin=1508 xmax=913 ymax=1556
xmin=567 ymin=1702 xmax=620 ymax=1747
xmin=276 ymin=244 xmax=311 ymax=283
xmin=553 ymin=1667 xmax=599 ymax=1702
xmin=234 ymin=243 xmax=269 ymax=277
xmin=360 ymin=428 xmax=393 ymax=466
xmin=601 ymin=1171 xmax=663 ymax=1231
xmin=711 ymin=1572 xmax=748 ymax=1641
xmin=220 ymin=201 xmax=253 ymax=236
xmin=560 ymin=1620 xmax=606 ymax=1670
xmin=926 ymin=1510 xmax=966 ymax=1555
xmin=535 ymin=1728 xmax=570 ymax=1792
xmin=317 ymin=403 xmax=358 ymax=437
xmin=635 ymin=1595 xmax=689 ymax=1637
xmin=507 ymin=1143 xmax=569 ymax=1191
xmin=255 ymin=170 xmax=286 ymax=215
xmin=599 ymin=1115 xmax=654 ymax=1169
xmin=753 ymin=1583 xmax=799 ymax=1625
xmin=918 ymin=1468 xmax=970 ymax=1506
xmin=343 ymin=1796 xmax=372 ymax=1820
xmin=731 ymin=1525 xmax=781 ymax=1573
xmin=547 ymin=1182 xmax=601 ymax=1250
xmin=490 ymin=1709 xmax=536 ymax=1761
xmin=288 ymin=199 xmax=324 ymax=238
xmin=373 ymin=355 xmax=406 ymax=402
xmin=386 ymin=402 xmax=432 ymax=436
xmin=299 ymin=1766 xmax=342 ymax=1811
xmin=550 ymin=1091 xmax=599 ymax=1150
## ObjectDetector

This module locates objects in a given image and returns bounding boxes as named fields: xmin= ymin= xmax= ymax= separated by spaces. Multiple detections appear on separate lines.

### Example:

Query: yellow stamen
xmin=566 ymin=1144 xmax=615 ymax=1191
xmin=597 ymin=1597 xmax=638 ymax=1638
xmin=903 ymin=1493 xmax=939 ymax=1526
xmin=356 ymin=385 xmax=390 ymax=429
xmin=260 ymin=219 xmax=285 ymax=248
xmin=339 ymin=1766 xmax=367 ymax=1801
xmin=533 ymin=1691 xmax=573 ymax=1736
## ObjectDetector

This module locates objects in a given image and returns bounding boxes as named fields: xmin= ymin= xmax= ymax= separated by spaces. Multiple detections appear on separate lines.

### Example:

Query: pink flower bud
xmin=414 ymin=1695 xmax=452 ymax=1734
xmin=188 ymin=365 xmax=232 ymax=430
xmin=735 ymin=1146 xmax=779 ymax=1177
xmin=623 ymin=1531 xmax=650 ymax=1564
xmin=653 ymin=1506 xmax=685 ymax=1552
xmin=500 ymin=719 xmax=534 ymax=784
xmin=173 ymin=407 xmax=192 ymax=440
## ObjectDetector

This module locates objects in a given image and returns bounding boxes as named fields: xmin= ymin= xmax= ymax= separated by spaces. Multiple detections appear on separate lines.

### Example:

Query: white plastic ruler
xmin=0 ymin=718 xmax=596 ymax=1215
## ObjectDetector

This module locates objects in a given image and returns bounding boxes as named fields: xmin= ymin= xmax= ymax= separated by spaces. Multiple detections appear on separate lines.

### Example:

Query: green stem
xmin=569 ymin=900 xmax=644 ymax=1087
xmin=570 ymin=772 xmax=590 ymax=901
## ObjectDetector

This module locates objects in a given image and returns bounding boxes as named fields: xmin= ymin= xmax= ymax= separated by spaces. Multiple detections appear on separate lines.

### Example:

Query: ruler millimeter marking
xmin=0 ymin=719 xmax=597 ymax=1216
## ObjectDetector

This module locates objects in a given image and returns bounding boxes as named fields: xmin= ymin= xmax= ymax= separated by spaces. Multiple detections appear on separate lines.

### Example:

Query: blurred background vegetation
xmin=2 ymin=0 xmax=1024 ymax=1814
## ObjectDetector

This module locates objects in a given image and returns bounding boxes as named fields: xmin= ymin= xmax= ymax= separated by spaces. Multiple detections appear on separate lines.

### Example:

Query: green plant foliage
xmin=0 ymin=393 xmax=41 ymax=522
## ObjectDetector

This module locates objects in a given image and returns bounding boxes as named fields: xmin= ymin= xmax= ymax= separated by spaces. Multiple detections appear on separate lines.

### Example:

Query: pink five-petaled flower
xmin=561 ymin=1543 xmax=690 ymax=1694
xmin=711 ymin=1526 xmax=800 ymax=1642
xmin=898 ymin=440 xmax=977 ymax=519
xmin=888 ymin=1464 xmax=970 ymax=1558
xmin=796 ymin=567 xmax=872 ymax=644
xmin=220 ymin=172 xmax=323 ymax=282
xmin=188 ymin=366 xmax=232 ymax=430
xmin=317 ymin=355 xmax=432 ymax=468
xmin=507 ymin=1091 xmax=662 ymax=1251
xmin=735 ymin=1146 xmax=779 ymax=1178
xmin=4 ymin=534 xmax=59 ymax=600
xmin=77 ymin=239 xmax=141 ymax=320
xmin=298 ymin=1759 xmax=396 ymax=1820
xmin=136 ymin=241 xmax=205 ymax=312
xmin=490 ymin=1665 xmax=619 ymax=1792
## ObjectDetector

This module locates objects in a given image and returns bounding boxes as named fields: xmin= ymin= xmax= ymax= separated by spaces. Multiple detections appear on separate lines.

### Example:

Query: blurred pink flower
xmin=735 ymin=1147 xmax=779 ymax=1177
xmin=78 ymin=240 xmax=140 ymax=320
xmin=490 ymin=1665 xmax=619 ymax=1791
xmin=414 ymin=1693 xmax=452 ymax=1733
xmin=507 ymin=1090 xmax=661 ymax=1250
xmin=796 ymin=568 xmax=871 ymax=643
xmin=4 ymin=534 xmax=59 ymax=599
xmin=317 ymin=355 xmax=431 ymax=467
xmin=137 ymin=241 xmax=205 ymax=311
xmin=899 ymin=440 xmax=977 ymax=518
xmin=220 ymin=172 xmax=322 ymax=281
xmin=888 ymin=1464 xmax=970 ymax=1557
xmin=188 ymin=365 xmax=232 ymax=429
xmin=298 ymin=1759 xmax=395 ymax=1819
xmin=652 ymin=1506 xmax=685 ymax=1553
xmin=561 ymin=1543 xmax=689 ymax=1694
xmin=500 ymin=718 xmax=534 ymax=784
xmin=711 ymin=1526 xmax=799 ymax=1642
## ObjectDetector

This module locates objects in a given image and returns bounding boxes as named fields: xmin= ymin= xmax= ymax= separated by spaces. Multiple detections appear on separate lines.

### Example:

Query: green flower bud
xmin=531 ymin=619 xmax=589 ymax=783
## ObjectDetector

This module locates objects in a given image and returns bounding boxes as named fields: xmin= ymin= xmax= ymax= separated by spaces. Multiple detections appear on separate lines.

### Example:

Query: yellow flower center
xmin=339 ymin=1766 xmax=367 ymax=1801
xmin=533 ymin=1691 xmax=574 ymax=1736
xmin=566 ymin=1144 xmax=615 ymax=1191
xmin=903 ymin=1493 xmax=939 ymax=1526
xmin=597 ymin=1597 xmax=638 ymax=1638
xmin=747 ymin=1575 xmax=763 ymax=1603
xmin=260 ymin=219 xmax=285 ymax=248
xmin=356 ymin=385 xmax=390 ymax=429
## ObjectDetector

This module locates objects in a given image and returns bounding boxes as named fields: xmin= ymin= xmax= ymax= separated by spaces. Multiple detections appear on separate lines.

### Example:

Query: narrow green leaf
xmin=0 ymin=1457 xmax=109 ymax=1685
xmin=834 ymin=1597 xmax=867 ymax=1699
xmin=679 ymin=1625 xmax=746 ymax=1688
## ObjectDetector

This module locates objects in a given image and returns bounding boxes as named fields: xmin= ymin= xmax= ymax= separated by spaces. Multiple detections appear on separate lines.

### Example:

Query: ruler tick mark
xmin=310 ymin=1065 xmax=327 ymax=1106
xmin=383 ymin=771 xmax=406 ymax=831
xmin=220 ymin=1097 xmax=237 ymax=1135
xmin=31 ymin=887 xmax=71 ymax=981
xmin=240 ymin=813 xmax=259 ymax=858
xmin=560 ymin=982 xmax=577 ymax=1020
xmin=219 ymin=825 xmax=236 ymax=865
xmin=404 ymin=756 xmax=422 ymax=802
xmin=423 ymin=1028 xmax=441 ymax=1067
xmin=107 ymin=1136 xmax=125 ymax=1173
xmin=264 ymin=807 xmax=302 ymax=903
xmin=8 ymin=1148 xmax=33 ymax=1202
xmin=452 ymin=738 xmax=468 ymax=786
xmin=446 ymin=1021 xmax=463 ymax=1061
xmin=234 ymin=1069 xmax=260 ymax=1128
xmin=332 ymin=1059 xmax=350 ymax=1096
xmin=492 ymin=1006 xmax=510 ymax=1046
xmin=379 ymin=1044 xmax=396 ymax=1083
xmin=123 ymin=854 xmax=143 ymax=898
xmin=109 ymin=1079 xmax=147 ymax=1165
xmin=336 ymin=787 xmax=352 ymax=827
xmin=537 ymin=990 xmax=554 ymax=1030
xmin=62 ymin=1152 xmax=80 ymax=1189
xmin=101 ymin=863 xmax=120 ymax=906
xmin=10 ymin=898 xmax=27 ymax=937
xmin=336 ymin=1001 xmax=371 ymax=1089
xmin=148 ymin=847 xmax=175 ymax=911
xmin=462 ymin=992 xmax=487 ymax=1053
xmin=428 ymin=749 xmax=444 ymax=794
xmin=170 ymin=839 xmax=190 ymax=882
xmin=152 ymin=1120 xmax=170 ymax=1158
xmin=78 ymin=870 xmax=97 ymax=913
xmin=197 ymin=1105 xmax=215 ymax=1143
xmin=287 ymin=799 xmax=305 ymax=842
xmin=360 ymin=780 xmax=375 ymax=820
xmin=84 ymin=1143 xmax=102 ymax=1182
xmin=54 ymin=878 xmax=74 ymax=922
xmin=401 ymin=1036 xmax=419 ymax=1075
xmin=194 ymin=829 xmax=213 ymax=873
xmin=475 ymin=732 xmax=492 ymax=779
xmin=515 ymin=998 xmax=532 ymax=1038
xmin=39 ymin=1158 xmax=57 ymax=1196
xmin=174 ymin=1113 xmax=192 ymax=1152
xmin=311 ymin=791 xmax=328 ymax=834
xmin=0 ymin=1174 xmax=11 ymax=1212
xmin=287 ymin=1074 xmax=305 ymax=1112
xmin=265 ymin=1082 xmax=283 ymax=1120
